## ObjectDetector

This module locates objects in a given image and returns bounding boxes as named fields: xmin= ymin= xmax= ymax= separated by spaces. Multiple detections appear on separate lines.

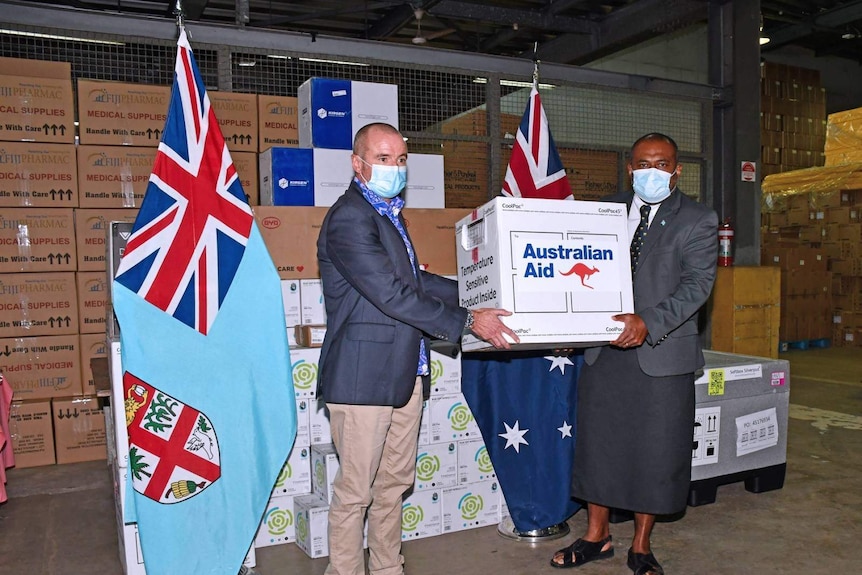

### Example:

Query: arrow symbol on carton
xmin=72 ymin=408 xmax=80 ymax=418
xmin=0 ymin=346 xmax=11 ymax=357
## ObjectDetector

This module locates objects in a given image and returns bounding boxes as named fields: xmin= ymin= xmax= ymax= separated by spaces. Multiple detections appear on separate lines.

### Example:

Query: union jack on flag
xmin=114 ymin=31 xmax=253 ymax=336
xmin=502 ymin=86 xmax=573 ymax=200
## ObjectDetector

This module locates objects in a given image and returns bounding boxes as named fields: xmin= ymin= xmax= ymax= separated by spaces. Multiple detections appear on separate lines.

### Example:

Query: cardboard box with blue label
xmin=298 ymin=77 xmax=399 ymax=150
xmin=456 ymin=197 xmax=634 ymax=351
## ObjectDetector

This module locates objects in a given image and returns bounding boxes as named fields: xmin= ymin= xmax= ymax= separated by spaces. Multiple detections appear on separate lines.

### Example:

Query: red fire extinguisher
xmin=718 ymin=219 xmax=734 ymax=267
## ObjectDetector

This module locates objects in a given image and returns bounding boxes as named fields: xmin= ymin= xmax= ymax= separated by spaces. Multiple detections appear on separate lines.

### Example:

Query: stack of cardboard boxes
xmin=761 ymin=93 xmax=862 ymax=347
xmin=0 ymin=57 xmax=106 ymax=468
xmin=760 ymin=62 xmax=827 ymax=180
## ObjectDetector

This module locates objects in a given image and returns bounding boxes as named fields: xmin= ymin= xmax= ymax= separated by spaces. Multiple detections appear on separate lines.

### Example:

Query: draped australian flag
xmin=112 ymin=29 xmax=296 ymax=574
xmin=462 ymin=85 xmax=581 ymax=532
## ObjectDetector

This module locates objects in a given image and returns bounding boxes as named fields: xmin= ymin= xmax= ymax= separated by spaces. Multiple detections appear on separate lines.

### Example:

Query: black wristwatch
xmin=464 ymin=310 xmax=475 ymax=332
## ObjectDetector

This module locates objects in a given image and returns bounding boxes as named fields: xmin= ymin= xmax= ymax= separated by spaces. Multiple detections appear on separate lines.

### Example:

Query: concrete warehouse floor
xmin=1 ymin=347 xmax=860 ymax=574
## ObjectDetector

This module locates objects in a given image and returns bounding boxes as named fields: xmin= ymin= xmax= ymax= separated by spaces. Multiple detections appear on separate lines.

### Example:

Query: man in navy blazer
xmin=551 ymin=133 xmax=718 ymax=575
xmin=317 ymin=122 xmax=517 ymax=575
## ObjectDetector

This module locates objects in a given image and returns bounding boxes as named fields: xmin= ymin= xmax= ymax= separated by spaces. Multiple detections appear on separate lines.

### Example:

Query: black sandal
xmin=627 ymin=547 xmax=665 ymax=575
xmin=549 ymin=535 xmax=614 ymax=569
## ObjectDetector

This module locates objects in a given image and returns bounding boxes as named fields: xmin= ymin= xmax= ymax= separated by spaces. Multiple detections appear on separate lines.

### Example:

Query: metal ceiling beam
xmin=429 ymin=0 xmax=595 ymax=34
xmin=3 ymin=1 xmax=722 ymax=102
xmin=365 ymin=4 xmax=415 ymax=39
xmin=179 ymin=0 xmax=208 ymax=21
xmin=479 ymin=0 xmax=591 ymax=52
xmin=762 ymin=0 xmax=862 ymax=49
xmin=533 ymin=0 xmax=707 ymax=64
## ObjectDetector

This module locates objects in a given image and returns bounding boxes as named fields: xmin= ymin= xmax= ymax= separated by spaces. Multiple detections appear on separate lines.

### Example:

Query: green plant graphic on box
xmin=401 ymin=502 xmax=424 ymax=533
xmin=415 ymin=452 xmax=440 ymax=482
xmin=458 ymin=492 xmax=483 ymax=521
xmin=275 ymin=460 xmax=292 ymax=488
xmin=314 ymin=459 xmax=326 ymax=491
xmin=447 ymin=402 xmax=473 ymax=432
xmin=264 ymin=506 xmax=293 ymax=538
xmin=292 ymin=359 xmax=318 ymax=391
xmin=296 ymin=511 xmax=309 ymax=542
xmin=430 ymin=359 xmax=444 ymax=385
xmin=475 ymin=446 xmax=494 ymax=475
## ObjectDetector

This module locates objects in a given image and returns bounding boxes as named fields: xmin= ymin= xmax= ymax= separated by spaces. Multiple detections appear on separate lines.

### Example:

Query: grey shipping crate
xmin=688 ymin=350 xmax=790 ymax=505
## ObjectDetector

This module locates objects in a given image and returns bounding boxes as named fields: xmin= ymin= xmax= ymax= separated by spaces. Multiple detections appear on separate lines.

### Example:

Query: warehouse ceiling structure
xmin=6 ymin=0 xmax=862 ymax=64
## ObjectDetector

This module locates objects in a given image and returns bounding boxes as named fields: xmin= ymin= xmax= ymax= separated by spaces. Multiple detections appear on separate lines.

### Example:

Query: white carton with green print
xmin=294 ymin=399 xmax=310 ymax=447
xmin=429 ymin=349 xmax=461 ymax=396
xmin=308 ymin=398 xmax=332 ymax=445
xmin=401 ymin=488 xmax=442 ymax=541
xmin=457 ymin=437 xmax=496 ymax=485
xmin=311 ymin=443 xmax=340 ymax=504
xmin=414 ymin=441 xmax=458 ymax=491
xmin=418 ymin=398 xmax=431 ymax=447
xmin=290 ymin=345 xmax=320 ymax=399
xmin=429 ymin=393 xmax=480 ymax=442
xmin=254 ymin=494 xmax=296 ymax=548
xmin=271 ymin=444 xmax=311 ymax=497
xmin=294 ymin=494 xmax=330 ymax=559
xmin=441 ymin=480 xmax=501 ymax=534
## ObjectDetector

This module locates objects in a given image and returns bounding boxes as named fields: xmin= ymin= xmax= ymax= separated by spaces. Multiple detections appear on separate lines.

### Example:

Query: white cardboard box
xmin=281 ymin=279 xmax=302 ymax=345
xmin=290 ymin=346 xmax=320 ymax=399
xmin=401 ymin=488 xmax=443 ymax=541
xmin=298 ymin=77 xmax=398 ymax=150
xmin=418 ymin=398 xmax=431 ymax=446
xmin=299 ymin=279 xmax=326 ymax=325
xmin=429 ymin=349 xmax=462 ymax=396
xmin=271 ymin=444 xmax=312 ymax=497
xmin=259 ymin=147 xmax=353 ymax=206
xmin=456 ymin=197 xmax=633 ymax=351
xmin=457 ymin=437 xmax=497 ymax=485
xmin=311 ymin=443 xmax=340 ymax=504
xmin=109 ymin=340 xmax=130 ymax=468
xmin=255 ymin=494 xmax=296 ymax=548
xmin=442 ymin=480 xmax=501 ymax=534
xmin=309 ymin=398 xmax=332 ymax=445
xmin=294 ymin=494 xmax=330 ymax=559
xmin=414 ymin=441 xmax=458 ymax=491
xmin=402 ymin=153 xmax=445 ymax=209
xmin=429 ymin=393 xmax=481 ymax=442
xmin=294 ymin=399 xmax=311 ymax=447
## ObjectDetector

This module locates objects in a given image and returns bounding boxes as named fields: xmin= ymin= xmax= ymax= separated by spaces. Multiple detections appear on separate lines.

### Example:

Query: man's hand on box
xmin=471 ymin=308 xmax=519 ymax=349
xmin=609 ymin=313 xmax=647 ymax=349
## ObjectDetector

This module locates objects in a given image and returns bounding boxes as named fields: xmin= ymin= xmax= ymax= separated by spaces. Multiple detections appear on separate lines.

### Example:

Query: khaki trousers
xmin=324 ymin=377 xmax=423 ymax=575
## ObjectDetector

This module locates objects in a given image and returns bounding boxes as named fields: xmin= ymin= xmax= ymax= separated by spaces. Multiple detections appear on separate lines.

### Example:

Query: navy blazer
xmin=317 ymin=182 xmax=468 ymax=407
xmin=585 ymin=189 xmax=718 ymax=377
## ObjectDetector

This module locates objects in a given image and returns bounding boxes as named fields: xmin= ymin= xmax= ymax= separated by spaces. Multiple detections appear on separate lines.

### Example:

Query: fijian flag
xmin=112 ymin=29 xmax=296 ymax=574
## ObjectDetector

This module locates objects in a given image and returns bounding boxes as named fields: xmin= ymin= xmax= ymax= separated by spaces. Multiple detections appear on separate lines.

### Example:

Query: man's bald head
xmin=353 ymin=123 xmax=403 ymax=157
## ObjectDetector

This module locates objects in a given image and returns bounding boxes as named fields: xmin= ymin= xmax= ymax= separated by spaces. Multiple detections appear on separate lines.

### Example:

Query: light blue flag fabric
xmin=112 ymin=29 xmax=296 ymax=575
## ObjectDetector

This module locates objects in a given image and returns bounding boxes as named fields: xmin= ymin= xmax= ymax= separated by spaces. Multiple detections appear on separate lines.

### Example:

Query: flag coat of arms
xmin=463 ymin=83 xmax=580 ymax=532
xmin=112 ymin=29 xmax=296 ymax=575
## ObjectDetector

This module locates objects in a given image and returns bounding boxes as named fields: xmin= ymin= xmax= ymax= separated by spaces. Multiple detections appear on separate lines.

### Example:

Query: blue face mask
xmin=632 ymin=167 xmax=674 ymax=204
xmin=360 ymin=158 xmax=407 ymax=199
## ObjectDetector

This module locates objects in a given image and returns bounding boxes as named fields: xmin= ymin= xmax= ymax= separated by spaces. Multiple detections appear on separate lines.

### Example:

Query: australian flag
xmin=501 ymin=86 xmax=573 ymax=200
xmin=113 ymin=29 xmax=296 ymax=574
xmin=462 ymin=84 xmax=581 ymax=532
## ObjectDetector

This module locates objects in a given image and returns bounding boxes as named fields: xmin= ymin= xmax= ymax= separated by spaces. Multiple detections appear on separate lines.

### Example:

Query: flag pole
xmin=173 ymin=0 xmax=185 ymax=35
xmin=532 ymin=41 xmax=539 ymax=90
xmin=494 ymin=38 xmax=575 ymax=545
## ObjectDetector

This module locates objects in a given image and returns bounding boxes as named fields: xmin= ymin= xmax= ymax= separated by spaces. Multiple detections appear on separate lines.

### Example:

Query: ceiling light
xmin=473 ymin=77 xmax=556 ymax=89
xmin=237 ymin=59 xmax=256 ymax=67
xmin=841 ymin=32 xmax=857 ymax=40
xmin=297 ymin=57 xmax=369 ymax=67
xmin=759 ymin=36 xmax=771 ymax=45
xmin=0 ymin=29 xmax=125 ymax=46
xmin=267 ymin=54 xmax=291 ymax=60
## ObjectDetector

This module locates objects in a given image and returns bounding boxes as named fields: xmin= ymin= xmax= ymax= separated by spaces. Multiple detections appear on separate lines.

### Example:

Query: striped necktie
xmin=630 ymin=204 xmax=651 ymax=275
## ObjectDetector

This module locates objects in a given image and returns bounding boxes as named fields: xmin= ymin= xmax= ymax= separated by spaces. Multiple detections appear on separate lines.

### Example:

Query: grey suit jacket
xmin=316 ymin=182 xmax=468 ymax=407
xmin=584 ymin=189 xmax=718 ymax=377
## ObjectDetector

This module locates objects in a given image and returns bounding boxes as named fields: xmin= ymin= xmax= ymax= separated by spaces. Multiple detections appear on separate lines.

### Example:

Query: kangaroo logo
xmin=560 ymin=263 xmax=599 ymax=289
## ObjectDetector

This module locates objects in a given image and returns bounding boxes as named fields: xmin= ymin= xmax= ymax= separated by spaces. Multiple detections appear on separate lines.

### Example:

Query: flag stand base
xmin=496 ymin=516 xmax=570 ymax=542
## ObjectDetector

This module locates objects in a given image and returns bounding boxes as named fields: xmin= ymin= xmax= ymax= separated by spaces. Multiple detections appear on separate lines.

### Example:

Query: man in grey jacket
xmin=317 ymin=122 xmax=517 ymax=575
xmin=550 ymin=133 xmax=718 ymax=575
